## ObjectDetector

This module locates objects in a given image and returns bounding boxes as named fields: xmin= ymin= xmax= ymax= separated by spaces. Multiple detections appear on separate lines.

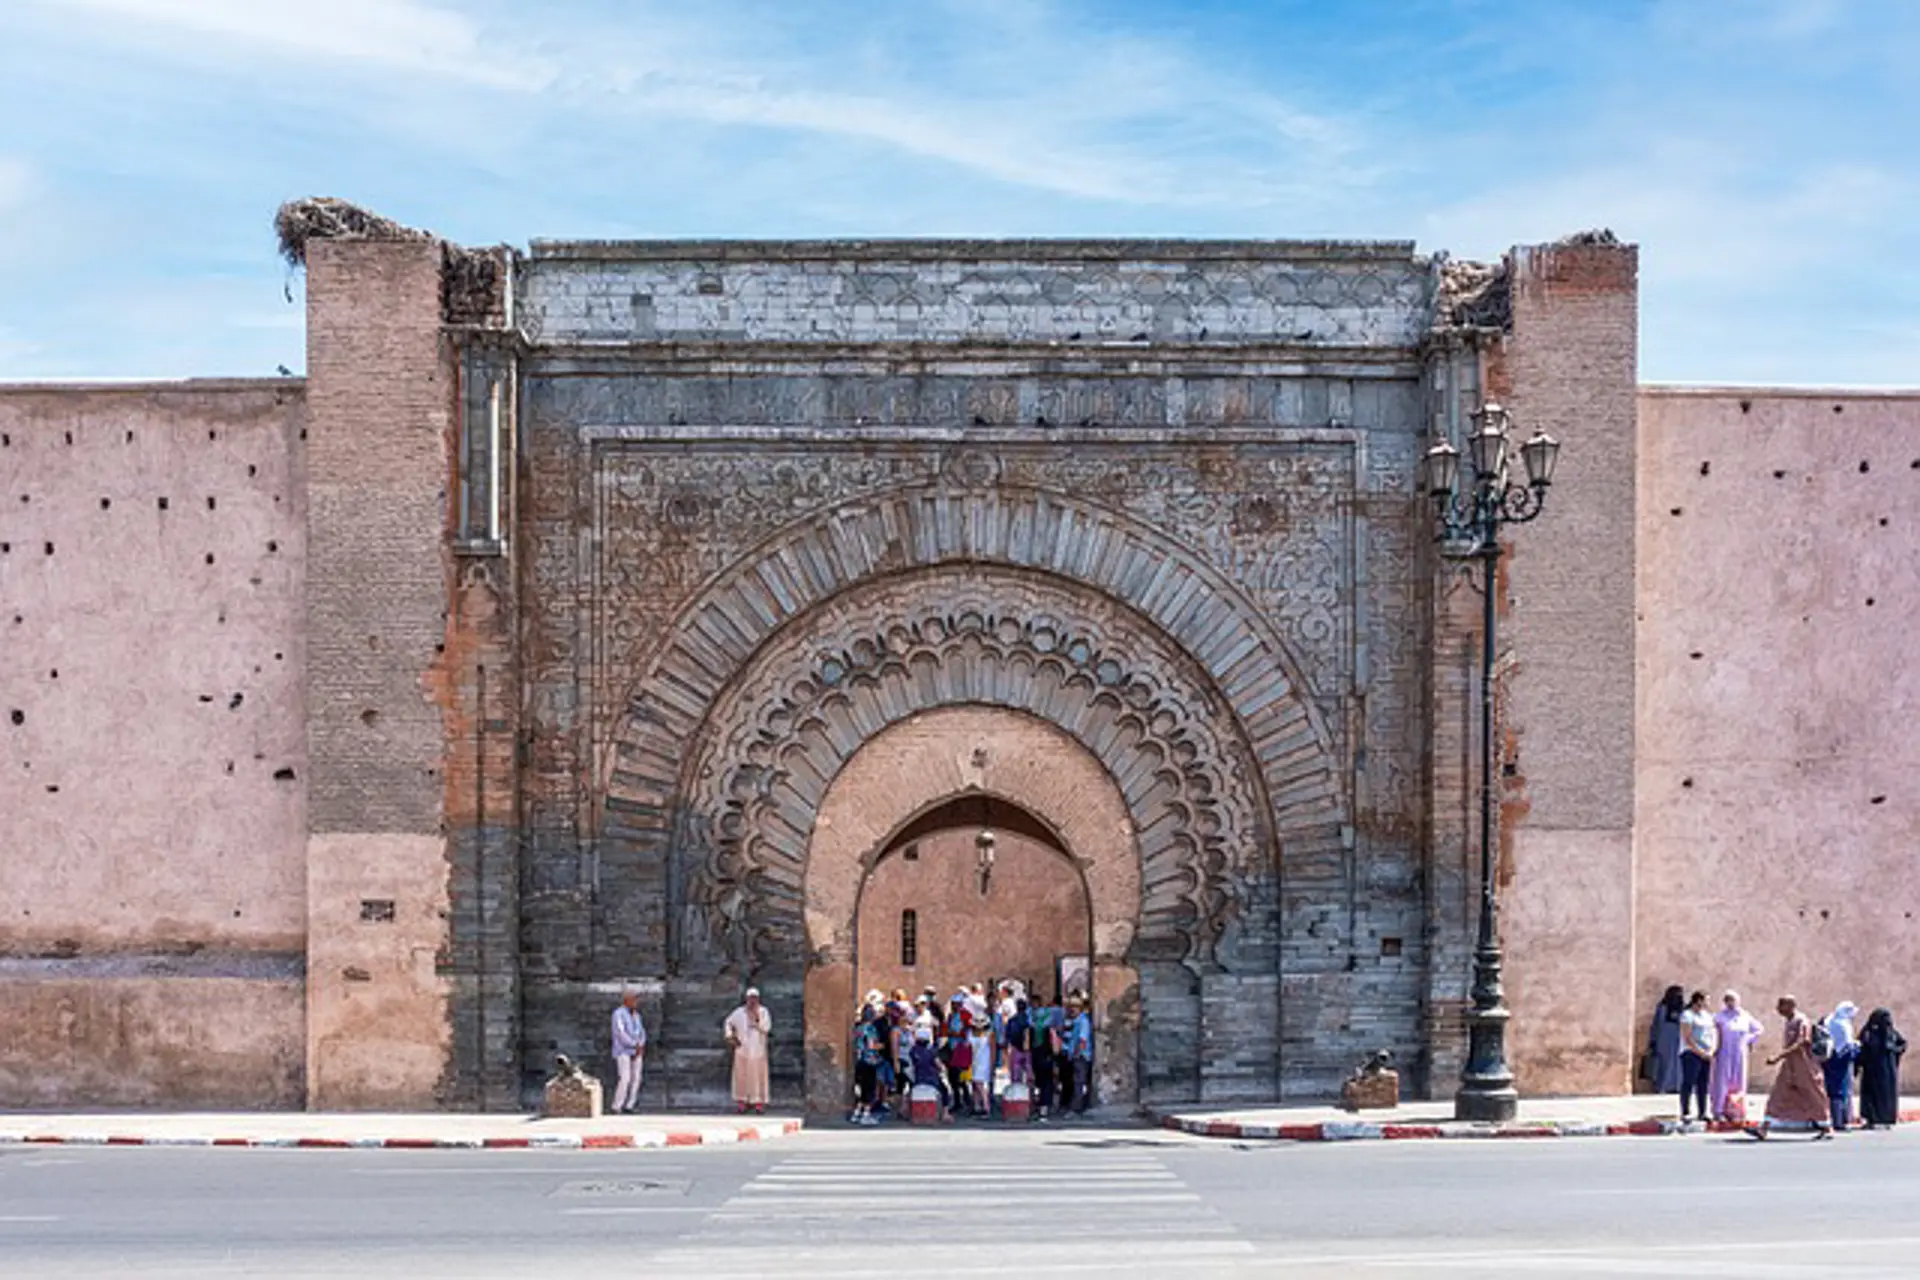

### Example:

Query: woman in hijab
xmin=1645 ymin=985 xmax=1686 ymax=1095
xmin=1857 ymin=1008 xmax=1908 ymax=1129
xmin=1710 ymin=990 xmax=1765 ymax=1122
xmin=1821 ymin=1002 xmax=1861 ymax=1130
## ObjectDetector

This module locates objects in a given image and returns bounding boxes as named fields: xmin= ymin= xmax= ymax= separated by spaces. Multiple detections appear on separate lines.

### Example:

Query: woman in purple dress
xmin=1710 ymin=990 xmax=1764 ymax=1122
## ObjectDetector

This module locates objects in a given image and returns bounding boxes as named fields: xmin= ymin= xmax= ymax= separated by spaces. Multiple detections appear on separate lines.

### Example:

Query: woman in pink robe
xmin=1710 ymin=990 xmax=1764 ymax=1122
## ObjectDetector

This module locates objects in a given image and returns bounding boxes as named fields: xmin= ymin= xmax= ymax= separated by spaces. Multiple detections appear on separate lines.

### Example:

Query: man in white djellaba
xmin=724 ymin=988 xmax=772 ymax=1113
xmin=609 ymin=990 xmax=647 ymax=1114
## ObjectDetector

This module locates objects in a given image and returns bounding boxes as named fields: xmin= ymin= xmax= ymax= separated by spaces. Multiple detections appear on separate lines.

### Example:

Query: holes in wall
xmin=359 ymin=899 xmax=397 ymax=924
xmin=63 ymin=431 xmax=72 ymax=446
xmin=1871 ymin=795 xmax=1887 ymax=805
xmin=8 ymin=710 xmax=21 ymax=726
xmin=47 ymin=669 xmax=56 ymax=680
xmin=204 ymin=553 xmax=215 ymax=565
xmin=1859 ymin=460 xmax=1870 ymax=473
xmin=266 ymin=540 xmax=278 ymax=554
xmin=206 ymin=496 xmax=216 ymax=511
xmin=902 ymin=842 xmax=919 ymax=861
xmin=1738 ymin=400 xmax=1751 ymax=414
xmin=1 ymin=543 xmax=9 ymax=555
xmin=45 ymin=784 xmax=59 ymax=794
xmin=900 ymin=908 xmax=918 ymax=967
xmin=272 ymin=767 xmax=297 ymax=781
xmin=1681 ymin=777 xmax=1695 ymax=789
xmin=1699 ymin=461 xmax=1711 ymax=476
xmin=1380 ymin=937 xmax=1403 ymax=958
xmin=1867 ymin=598 xmax=1876 ymax=608
xmin=124 ymin=430 xmax=133 ymax=443
xmin=1835 ymin=405 xmax=1846 ymax=415
xmin=227 ymin=693 xmax=244 ymax=710
xmin=43 ymin=542 xmax=53 ymax=556
xmin=360 ymin=709 xmax=380 ymax=727
xmin=1772 ymin=470 xmax=1786 ymax=480
xmin=157 ymin=497 xmax=169 ymax=511
xmin=99 ymin=497 xmax=110 ymax=510
xmin=1689 ymin=651 xmax=1704 ymax=660
xmin=246 ymin=464 xmax=257 ymax=478
xmin=1669 ymin=507 xmax=1683 ymax=517
xmin=1880 ymin=517 xmax=1890 ymax=527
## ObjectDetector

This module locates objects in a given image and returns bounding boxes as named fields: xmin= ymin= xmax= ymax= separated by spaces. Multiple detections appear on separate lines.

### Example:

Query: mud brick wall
xmin=0 ymin=381 xmax=308 ymax=1108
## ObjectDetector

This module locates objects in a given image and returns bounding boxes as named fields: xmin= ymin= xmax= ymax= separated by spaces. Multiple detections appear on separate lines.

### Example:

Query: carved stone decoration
xmin=588 ymin=440 xmax=1357 ymax=759
xmin=675 ymin=571 xmax=1266 ymax=977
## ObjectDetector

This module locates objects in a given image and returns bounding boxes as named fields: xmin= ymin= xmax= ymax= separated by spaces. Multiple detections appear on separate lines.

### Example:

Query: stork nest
xmin=274 ymin=197 xmax=432 ymax=267
xmin=1438 ymin=257 xmax=1511 ymax=331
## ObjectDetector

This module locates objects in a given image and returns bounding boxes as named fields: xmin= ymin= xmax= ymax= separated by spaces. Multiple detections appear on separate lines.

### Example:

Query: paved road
xmin=4 ymin=1123 xmax=1918 ymax=1277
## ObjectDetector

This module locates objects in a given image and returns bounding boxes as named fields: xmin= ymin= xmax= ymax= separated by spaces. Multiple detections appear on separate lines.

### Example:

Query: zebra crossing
xmin=644 ymin=1137 xmax=1254 ymax=1276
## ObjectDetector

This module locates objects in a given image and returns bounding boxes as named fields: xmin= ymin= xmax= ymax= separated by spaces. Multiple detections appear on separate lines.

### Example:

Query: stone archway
xmin=597 ymin=484 xmax=1356 ymax=1104
xmin=804 ymin=705 xmax=1140 ymax=1113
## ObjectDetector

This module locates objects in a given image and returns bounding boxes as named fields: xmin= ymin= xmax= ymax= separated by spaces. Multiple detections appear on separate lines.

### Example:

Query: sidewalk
xmin=1153 ymin=1093 xmax=1920 ymax=1142
xmin=0 ymin=1111 xmax=803 ymax=1151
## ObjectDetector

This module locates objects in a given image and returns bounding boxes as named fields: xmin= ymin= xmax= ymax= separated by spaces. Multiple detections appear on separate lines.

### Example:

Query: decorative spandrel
xmin=589 ymin=436 xmax=1357 ymax=761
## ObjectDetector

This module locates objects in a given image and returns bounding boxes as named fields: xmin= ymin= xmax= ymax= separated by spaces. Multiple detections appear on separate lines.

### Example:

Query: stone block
xmin=543 ymin=1061 xmax=603 ymax=1118
xmin=1341 ymin=1068 xmax=1400 ymax=1111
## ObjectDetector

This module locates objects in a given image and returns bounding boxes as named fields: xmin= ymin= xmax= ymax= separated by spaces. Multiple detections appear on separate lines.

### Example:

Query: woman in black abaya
xmin=1856 ymin=1007 xmax=1907 ymax=1129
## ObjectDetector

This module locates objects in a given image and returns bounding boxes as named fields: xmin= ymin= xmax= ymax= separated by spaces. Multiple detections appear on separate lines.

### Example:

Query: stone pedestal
xmin=543 ymin=1070 xmax=604 ymax=1119
xmin=1340 ymin=1069 xmax=1399 ymax=1111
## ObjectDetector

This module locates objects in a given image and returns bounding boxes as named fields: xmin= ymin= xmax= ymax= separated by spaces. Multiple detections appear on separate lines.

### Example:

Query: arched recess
xmin=806 ymin=705 xmax=1138 ymax=1112
xmin=600 ymin=484 xmax=1353 ymax=1104
xmin=679 ymin=568 xmax=1260 ymax=977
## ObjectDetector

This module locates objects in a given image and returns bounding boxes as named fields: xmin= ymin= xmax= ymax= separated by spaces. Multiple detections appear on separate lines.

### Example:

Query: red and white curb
xmin=1156 ymin=1111 xmax=1920 ymax=1142
xmin=0 ymin=1119 xmax=803 ymax=1150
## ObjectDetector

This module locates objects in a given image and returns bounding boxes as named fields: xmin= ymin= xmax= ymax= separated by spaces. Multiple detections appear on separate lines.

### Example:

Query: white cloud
xmin=22 ymin=0 xmax=1372 ymax=209
xmin=49 ymin=0 xmax=540 ymax=87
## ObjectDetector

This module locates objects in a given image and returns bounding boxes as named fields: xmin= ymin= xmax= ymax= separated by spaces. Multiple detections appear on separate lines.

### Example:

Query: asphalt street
xmin=4 ymin=1123 xmax=1919 ymax=1277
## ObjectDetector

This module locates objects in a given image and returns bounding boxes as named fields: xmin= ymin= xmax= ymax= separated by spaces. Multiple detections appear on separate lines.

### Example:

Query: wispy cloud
xmin=54 ymin=0 xmax=539 ymax=87
xmin=32 ymin=0 xmax=1369 ymax=208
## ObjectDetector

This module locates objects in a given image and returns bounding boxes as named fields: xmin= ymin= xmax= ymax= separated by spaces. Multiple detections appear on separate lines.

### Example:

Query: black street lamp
xmin=1424 ymin=402 xmax=1560 ymax=1123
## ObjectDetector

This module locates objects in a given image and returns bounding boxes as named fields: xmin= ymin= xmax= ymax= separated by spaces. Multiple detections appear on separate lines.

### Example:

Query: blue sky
xmin=0 ymin=0 xmax=1913 ymax=384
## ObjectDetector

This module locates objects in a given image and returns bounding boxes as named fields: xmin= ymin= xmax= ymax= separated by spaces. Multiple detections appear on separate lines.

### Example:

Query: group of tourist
xmin=1645 ymin=986 xmax=1908 ymax=1138
xmin=849 ymin=981 xmax=1094 ymax=1125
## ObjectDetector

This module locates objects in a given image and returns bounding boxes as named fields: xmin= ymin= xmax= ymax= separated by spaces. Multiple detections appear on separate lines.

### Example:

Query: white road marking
xmin=0 ymin=1214 xmax=61 ymax=1223
xmin=558 ymin=1206 xmax=712 ymax=1216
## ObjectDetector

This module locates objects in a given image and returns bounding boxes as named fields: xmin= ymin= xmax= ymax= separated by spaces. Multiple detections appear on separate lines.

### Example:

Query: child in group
xmin=968 ymin=1019 xmax=995 ymax=1115
xmin=908 ymin=1025 xmax=950 ymax=1120
xmin=947 ymin=1030 xmax=974 ymax=1116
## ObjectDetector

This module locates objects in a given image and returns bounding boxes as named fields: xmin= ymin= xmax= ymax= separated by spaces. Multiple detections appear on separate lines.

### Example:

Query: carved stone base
xmin=543 ymin=1072 xmax=603 ymax=1119
xmin=1341 ymin=1069 xmax=1399 ymax=1111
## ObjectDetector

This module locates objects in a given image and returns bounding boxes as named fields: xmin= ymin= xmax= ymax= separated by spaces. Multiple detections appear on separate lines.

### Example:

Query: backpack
xmin=1809 ymin=1020 xmax=1833 ymax=1061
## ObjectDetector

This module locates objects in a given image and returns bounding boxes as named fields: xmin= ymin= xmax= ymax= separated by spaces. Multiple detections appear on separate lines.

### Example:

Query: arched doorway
xmin=802 ymin=704 xmax=1142 ymax=1113
xmin=854 ymin=795 xmax=1094 ymax=1016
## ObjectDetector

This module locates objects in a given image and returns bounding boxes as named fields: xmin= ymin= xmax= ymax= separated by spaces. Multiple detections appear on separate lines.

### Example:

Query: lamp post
xmin=1424 ymin=402 xmax=1559 ymax=1123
